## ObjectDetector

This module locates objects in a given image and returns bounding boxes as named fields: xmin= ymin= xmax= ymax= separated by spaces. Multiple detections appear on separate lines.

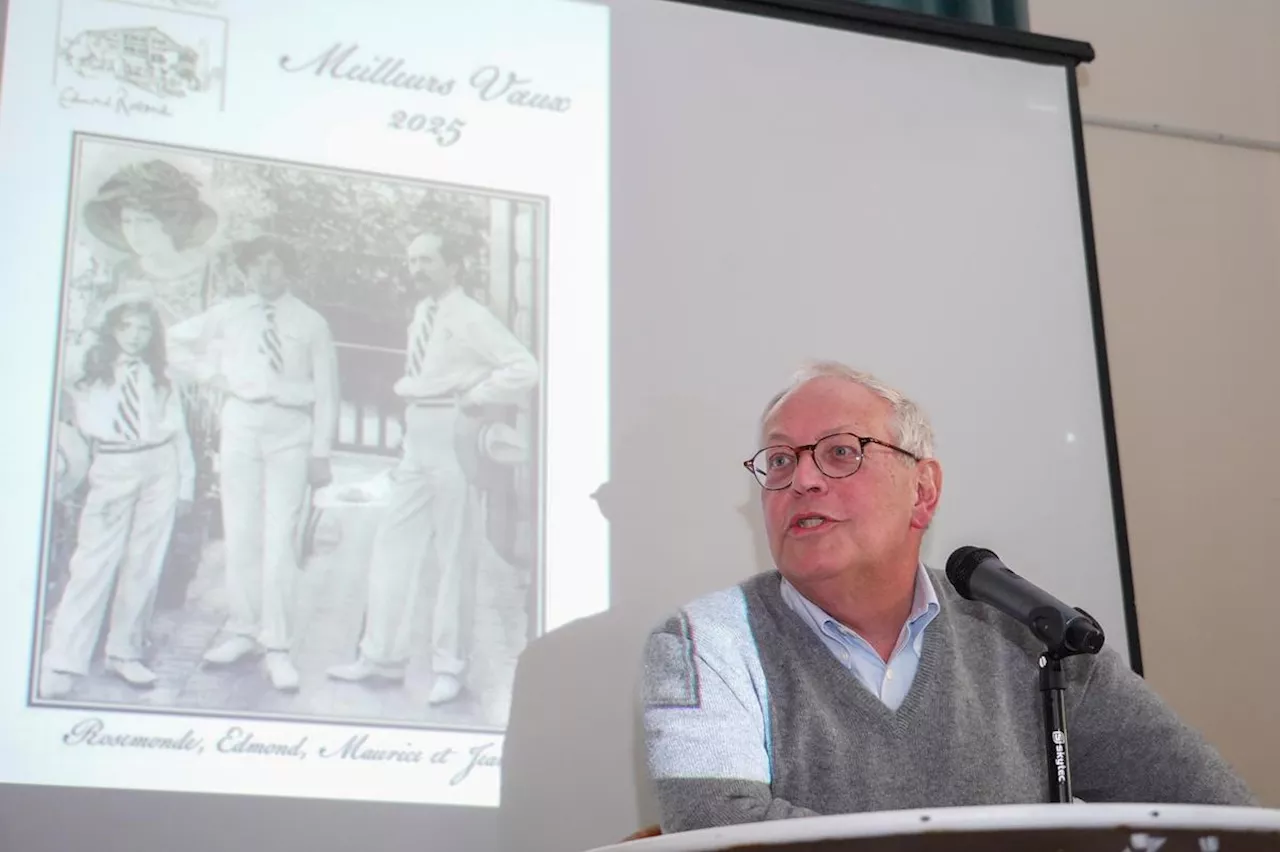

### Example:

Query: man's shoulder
xmin=926 ymin=566 xmax=1116 ymax=685
xmin=446 ymin=291 xmax=508 ymax=327
xmin=928 ymin=565 xmax=1040 ymax=650
xmin=284 ymin=294 xmax=332 ymax=330
xmin=205 ymin=294 xmax=255 ymax=318
xmin=643 ymin=576 xmax=774 ymax=710
xmin=658 ymin=573 xmax=776 ymax=624
xmin=648 ymin=573 xmax=777 ymax=656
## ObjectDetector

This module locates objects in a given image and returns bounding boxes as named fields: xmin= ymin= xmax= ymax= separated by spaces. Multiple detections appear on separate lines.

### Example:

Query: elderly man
xmin=327 ymin=227 xmax=537 ymax=706
xmin=640 ymin=361 xmax=1255 ymax=834
xmin=167 ymin=235 xmax=339 ymax=692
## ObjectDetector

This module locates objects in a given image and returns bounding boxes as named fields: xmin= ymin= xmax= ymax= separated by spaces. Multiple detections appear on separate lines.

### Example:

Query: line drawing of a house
xmin=61 ymin=26 xmax=213 ymax=98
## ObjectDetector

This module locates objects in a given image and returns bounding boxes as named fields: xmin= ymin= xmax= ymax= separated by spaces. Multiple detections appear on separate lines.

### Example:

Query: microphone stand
xmin=1032 ymin=607 xmax=1104 ymax=804
xmin=1039 ymin=651 xmax=1073 ymax=803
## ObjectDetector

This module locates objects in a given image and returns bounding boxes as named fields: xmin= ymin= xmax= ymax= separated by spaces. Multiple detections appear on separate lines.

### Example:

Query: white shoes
xmin=427 ymin=673 xmax=463 ymax=706
xmin=264 ymin=652 xmax=300 ymax=692
xmin=39 ymin=669 xmax=74 ymax=699
xmin=204 ymin=637 xmax=297 ymax=692
xmin=38 ymin=658 xmax=157 ymax=697
xmin=325 ymin=657 xmax=406 ymax=685
xmin=106 ymin=657 xmax=158 ymax=688
xmin=202 ymin=636 xmax=259 ymax=665
xmin=327 ymin=659 xmax=464 ymax=706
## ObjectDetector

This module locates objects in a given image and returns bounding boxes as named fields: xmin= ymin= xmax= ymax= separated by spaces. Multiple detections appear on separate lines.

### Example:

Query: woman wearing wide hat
xmin=81 ymin=158 xmax=220 ymax=326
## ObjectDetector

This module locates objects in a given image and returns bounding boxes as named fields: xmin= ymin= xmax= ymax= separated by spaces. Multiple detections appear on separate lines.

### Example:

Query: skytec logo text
xmin=1052 ymin=730 xmax=1067 ymax=783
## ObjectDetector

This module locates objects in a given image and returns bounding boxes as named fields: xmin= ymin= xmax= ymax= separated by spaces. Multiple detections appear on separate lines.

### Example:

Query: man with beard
xmin=327 ymin=227 xmax=537 ymax=706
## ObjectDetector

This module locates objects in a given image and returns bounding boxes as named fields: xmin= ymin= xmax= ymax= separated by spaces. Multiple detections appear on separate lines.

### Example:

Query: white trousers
xmin=44 ymin=440 xmax=180 ymax=675
xmin=359 ymin=404 xmax=475 ymax=675
xmin=219 ymin=398 xmax=311 ymax=651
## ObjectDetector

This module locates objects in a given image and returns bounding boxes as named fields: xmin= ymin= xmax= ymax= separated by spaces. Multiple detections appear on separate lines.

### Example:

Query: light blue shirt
xmin=780 ymin=563 xmax=940 ymax=711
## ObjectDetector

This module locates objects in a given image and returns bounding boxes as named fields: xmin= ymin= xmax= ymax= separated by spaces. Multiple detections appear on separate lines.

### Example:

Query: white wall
xmin=1029 ymin=0 xmax=1280 ymax=807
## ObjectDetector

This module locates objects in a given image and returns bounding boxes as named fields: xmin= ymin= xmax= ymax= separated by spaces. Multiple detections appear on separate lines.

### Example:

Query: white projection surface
xmin=0 ymin=0 xmax=609 ymax=813
xmin=0 ymin=1 xmax=1128 ymax=851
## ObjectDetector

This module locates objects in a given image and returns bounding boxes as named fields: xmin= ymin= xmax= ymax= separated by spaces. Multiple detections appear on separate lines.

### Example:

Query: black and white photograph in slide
xmin=30 ymin=132 xmax=547 ymax=734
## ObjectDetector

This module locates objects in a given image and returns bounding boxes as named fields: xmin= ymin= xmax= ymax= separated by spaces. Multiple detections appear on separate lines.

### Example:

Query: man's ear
xmin=911 ymin=458 xmax=942 ymax=531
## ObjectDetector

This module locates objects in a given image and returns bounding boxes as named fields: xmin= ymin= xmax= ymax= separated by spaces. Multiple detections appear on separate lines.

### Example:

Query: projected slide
xmin=0 ymin=0 xmax=608 ymax=809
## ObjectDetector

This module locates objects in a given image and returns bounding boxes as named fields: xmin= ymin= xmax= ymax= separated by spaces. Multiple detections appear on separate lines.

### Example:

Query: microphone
xmin=945 ymin=546 xmax=1105 ymax=657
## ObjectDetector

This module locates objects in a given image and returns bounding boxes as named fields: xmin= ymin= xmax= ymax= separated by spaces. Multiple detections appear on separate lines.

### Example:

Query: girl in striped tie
xmin=40 ymin=294 xmax=194 ymax=699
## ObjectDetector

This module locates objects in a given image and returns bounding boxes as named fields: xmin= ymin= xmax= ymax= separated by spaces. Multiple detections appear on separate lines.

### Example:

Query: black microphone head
xmin=945 ymin=545 xmax=998 ymax=599
xmin=1067 ymin=608 xmax=1106 ymax=654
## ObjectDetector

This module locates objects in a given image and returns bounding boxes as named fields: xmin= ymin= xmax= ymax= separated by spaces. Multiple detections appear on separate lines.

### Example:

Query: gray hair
xmin=761 ymin=360 xmax=935 ymax=459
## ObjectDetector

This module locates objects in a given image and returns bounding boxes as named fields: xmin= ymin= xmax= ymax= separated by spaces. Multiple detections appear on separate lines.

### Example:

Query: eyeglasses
xmin=743 ymin=432 xmax=921 ymax=491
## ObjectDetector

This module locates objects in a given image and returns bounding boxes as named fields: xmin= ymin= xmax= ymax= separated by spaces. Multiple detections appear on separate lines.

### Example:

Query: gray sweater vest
xmin=642 ymin=570 xmax=1256 ymax=833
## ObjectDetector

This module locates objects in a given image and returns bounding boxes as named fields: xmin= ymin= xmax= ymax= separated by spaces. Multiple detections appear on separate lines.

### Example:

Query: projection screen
xmin=0 ymin=0 xmax=1133 ymax=850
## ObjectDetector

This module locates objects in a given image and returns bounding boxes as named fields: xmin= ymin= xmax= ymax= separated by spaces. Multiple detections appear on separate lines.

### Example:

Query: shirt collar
xmin=908 ymin=561 xmax=941 ymax=629
xmin=253 ymin=291 xmax=295 ymax=309
xmin=424 ymin=286 xmax=464 ymax=311
xmin=780 ymin=562 xmax=940 ymax=644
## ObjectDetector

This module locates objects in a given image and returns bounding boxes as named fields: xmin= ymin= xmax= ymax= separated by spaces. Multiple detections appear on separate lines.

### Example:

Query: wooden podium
xmin=590 ymin=804 xmax=1280 ymax=851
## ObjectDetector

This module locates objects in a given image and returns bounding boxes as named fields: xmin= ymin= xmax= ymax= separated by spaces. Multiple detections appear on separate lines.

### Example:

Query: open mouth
xmin=789 ymin=513 xmax=836 ymax=532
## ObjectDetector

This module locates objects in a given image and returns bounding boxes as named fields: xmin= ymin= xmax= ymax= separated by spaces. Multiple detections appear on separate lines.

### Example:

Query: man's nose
xmin=790 ymin=451 xmax=827 ymax=493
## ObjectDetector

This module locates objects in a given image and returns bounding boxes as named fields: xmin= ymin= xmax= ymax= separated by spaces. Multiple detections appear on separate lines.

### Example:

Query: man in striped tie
xmin=167 ymin=235 xmax=340 ymax=692
xmin=327 ymin=226 xmax=538 ymax=706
